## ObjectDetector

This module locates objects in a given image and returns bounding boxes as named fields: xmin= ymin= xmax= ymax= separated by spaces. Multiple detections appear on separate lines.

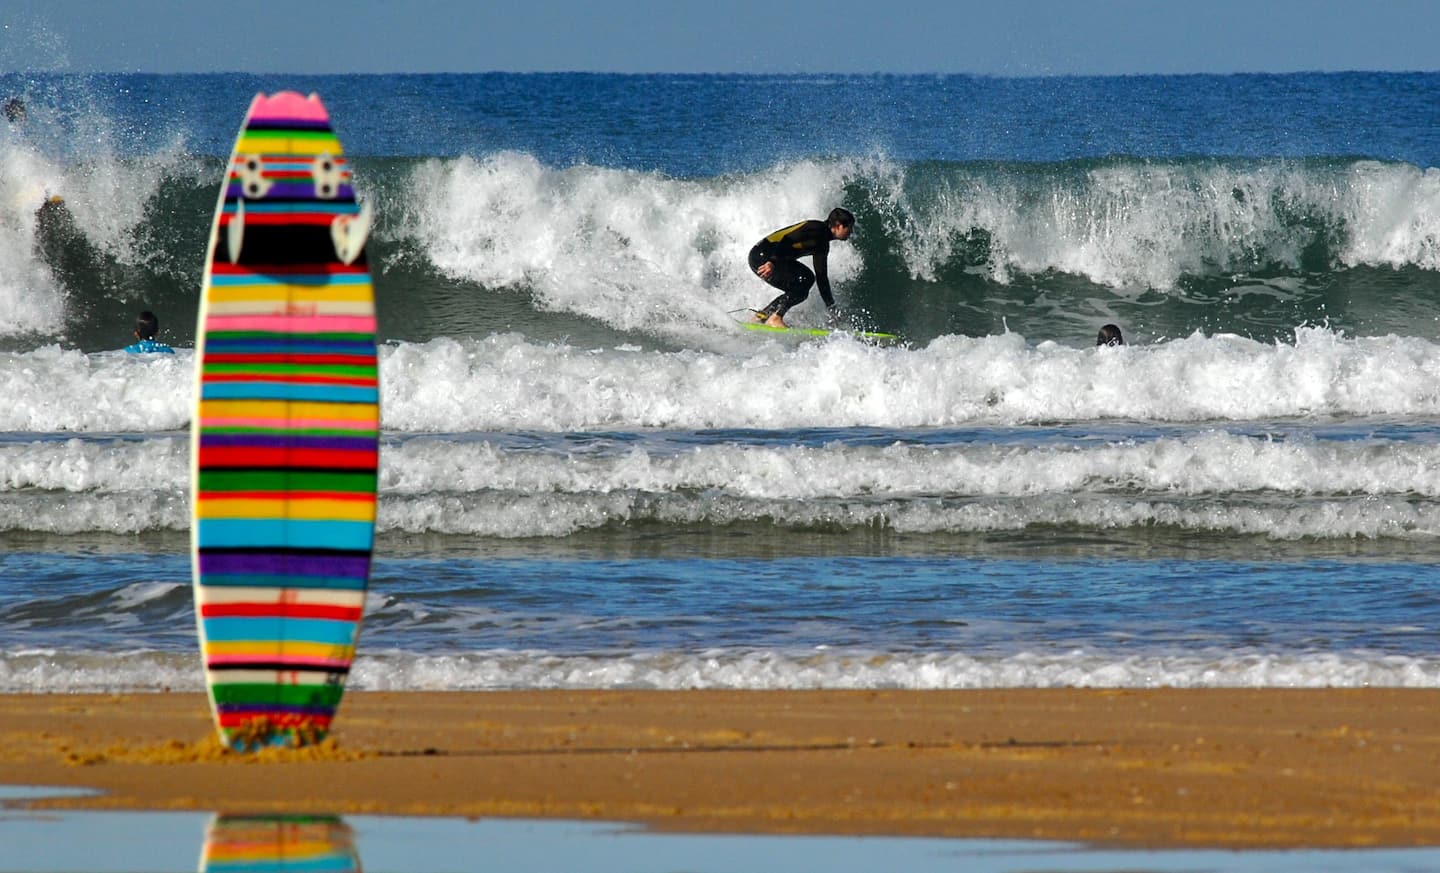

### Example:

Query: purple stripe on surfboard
xmin=199 ymin=434 xmax=378 ymax=451
xmin=224 ymin=184 xmax=355 ymax=200
xmin=199 ymin=552 xmax=372 ymax=577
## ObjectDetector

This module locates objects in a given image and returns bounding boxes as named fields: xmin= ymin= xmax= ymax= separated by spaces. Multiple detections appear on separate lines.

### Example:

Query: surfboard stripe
xmin=217 ymin=710 xmax=337 ymax=728
xmin=196 ymin=585 xmax=366 ymax=606
xmin=205 ymin=300 xmax=376 ymax=317
xmin=198 ymin=519 xmax=375 ymax=551
xmin=219 ymin=212 xmax=351 ymax=227
xmin=204 ymin=668 xmax=352 ymax=686
xmin=204 ymin=355 xmax=377 ymax=369
xmin=201 ymin=602 xmax=364 ymax=622
xmin=199 ymin=383 xmax=379 ymax=403
xmin=199 ymin=399 xmax=377 ymax=419
xmin=210 ymin=684 xmax=348 ymax=708
xmin=232 ymin=135 xmax=344 ymax=155
xmin=201 ymin=574 xmax=370 ymax=591
xmin=226 ymin=183 xmax=356 ymax=200
xmin=193 ymin=91 xmax=377 ymax=751
xmin=210 ymin=262 xmax=368 ymax=276
xmin=208 ymin=658 xmax=353 ymax=674
xmin=210 ymin=272 xmax=371 ymax=286
xmin=202 ymin=371 xmax=378 ymax=385
xmin=208 ymin=282 xmax=373 ymax=299
xmin=197 ymin=470 xmax=377 ymax=491
xmin=198 ymin=498 xmax=376 ymax=523
xmin=197 ymin=447 xmax=378 ymax=469
xmin=203 ymin=314 xmax=378 ymax=333
xmin=202 ymin=616 xmax=359 ymax=645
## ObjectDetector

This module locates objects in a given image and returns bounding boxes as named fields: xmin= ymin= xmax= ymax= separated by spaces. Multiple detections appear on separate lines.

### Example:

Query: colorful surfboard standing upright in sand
xmin=191 ymin=91 xmax=378 ymax=750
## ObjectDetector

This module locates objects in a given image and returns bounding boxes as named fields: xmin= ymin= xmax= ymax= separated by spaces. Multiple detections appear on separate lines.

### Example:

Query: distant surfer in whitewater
xmin=125 ymin=310 xmax=175 ymax=354
xmin=748 ymin=207 xmax=854 ymax=328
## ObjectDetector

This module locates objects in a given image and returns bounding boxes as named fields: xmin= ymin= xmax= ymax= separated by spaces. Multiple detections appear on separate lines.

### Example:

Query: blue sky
xmin=3 ymin=0 xmax=1438 ymax=75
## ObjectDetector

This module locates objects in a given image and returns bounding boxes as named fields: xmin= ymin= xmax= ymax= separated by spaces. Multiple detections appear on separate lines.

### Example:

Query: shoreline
xmin=3 ymin=688 xmax=1438 ymax=848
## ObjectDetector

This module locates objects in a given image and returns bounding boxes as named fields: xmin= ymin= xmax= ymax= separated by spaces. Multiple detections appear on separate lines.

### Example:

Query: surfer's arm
xmin=813 ymin=251 xmax=835 ymax=308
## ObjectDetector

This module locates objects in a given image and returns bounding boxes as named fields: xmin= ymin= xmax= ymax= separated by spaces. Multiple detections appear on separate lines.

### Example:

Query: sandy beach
xmin=2 ymin=688 xmax=1437 ymax=848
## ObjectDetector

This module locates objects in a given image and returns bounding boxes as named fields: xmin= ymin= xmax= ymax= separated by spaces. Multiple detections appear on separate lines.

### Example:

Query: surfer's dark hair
xmin=1096 ymin=323 xmax=1124 ymax=347
xmin=134 ymin=310 xmax=160 ymax=339
xmin=826 ymin=207 xmax=855 ymax=229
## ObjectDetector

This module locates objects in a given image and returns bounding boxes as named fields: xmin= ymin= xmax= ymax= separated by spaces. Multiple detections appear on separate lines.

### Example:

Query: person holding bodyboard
xmin=748 ymin=207 xmax=854 ymax=329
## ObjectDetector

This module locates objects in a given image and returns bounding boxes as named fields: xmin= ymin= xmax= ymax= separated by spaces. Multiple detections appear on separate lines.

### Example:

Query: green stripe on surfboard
xmin=204 ymin=362 xmax=377 ymax=378
xmin=210 ymin=684 xmax=348 ymax=708
xmin=198 ymin=469 xmax=377 ymax=492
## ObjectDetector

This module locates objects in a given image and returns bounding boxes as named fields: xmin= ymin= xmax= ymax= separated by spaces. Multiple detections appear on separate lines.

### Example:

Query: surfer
xmin=748 ymin=207 xmax=854 ymax=329
xmin=1096 ymin=323 xmax=1125 ymax=347
xmin=3 ymin=97 xmax=24 ymax=124
xmin=125 ymin=310 xmax=175 ymax=354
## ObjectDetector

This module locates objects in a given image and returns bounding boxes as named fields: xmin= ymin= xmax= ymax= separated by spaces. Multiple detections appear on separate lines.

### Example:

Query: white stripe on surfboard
xmin=204 ymin=668 xmax=351 ymax=686
xmin=203 ymin=299 xmax=377 ymax=317
xmin=196 ymin=586 xmax=367 ymax=608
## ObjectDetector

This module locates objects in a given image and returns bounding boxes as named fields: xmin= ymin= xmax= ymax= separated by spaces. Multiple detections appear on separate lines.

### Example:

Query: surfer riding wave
xmin=748 ymin=207 xmax=854 ymax=329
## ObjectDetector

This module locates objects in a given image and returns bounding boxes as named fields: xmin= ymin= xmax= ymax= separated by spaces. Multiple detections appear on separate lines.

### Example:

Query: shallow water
xmin=2 ymin=803 xmax=1438 ymax=873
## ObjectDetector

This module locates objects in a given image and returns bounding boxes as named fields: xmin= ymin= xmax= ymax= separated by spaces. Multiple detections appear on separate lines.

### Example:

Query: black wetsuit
xmin=748 ymin=220 xmax=835 ymax=320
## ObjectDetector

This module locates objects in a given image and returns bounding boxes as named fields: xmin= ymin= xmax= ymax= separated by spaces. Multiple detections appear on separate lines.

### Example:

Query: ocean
xmin=1 ymin=71 xmax=1438 ymax=694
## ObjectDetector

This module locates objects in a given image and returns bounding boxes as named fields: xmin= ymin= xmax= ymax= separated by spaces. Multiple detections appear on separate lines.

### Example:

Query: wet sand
xmin=2 ymin=688 xmax=1438 ymax=848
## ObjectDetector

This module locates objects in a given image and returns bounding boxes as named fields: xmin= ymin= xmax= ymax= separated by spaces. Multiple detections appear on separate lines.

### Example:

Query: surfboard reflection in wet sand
xmin=200 ymin=814 xmax=359 ymax=873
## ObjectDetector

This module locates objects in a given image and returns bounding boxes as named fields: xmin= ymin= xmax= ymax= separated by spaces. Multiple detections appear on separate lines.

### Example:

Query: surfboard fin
xmin=226 ymin=199 xmax=245 ymax=264
xmin=331 ymin=200 xmax=372 ymax=266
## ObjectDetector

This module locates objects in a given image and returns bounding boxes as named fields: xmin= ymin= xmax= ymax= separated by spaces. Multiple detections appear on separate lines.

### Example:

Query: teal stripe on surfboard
xmin=197 ymin=519 xmax=375 ymax=551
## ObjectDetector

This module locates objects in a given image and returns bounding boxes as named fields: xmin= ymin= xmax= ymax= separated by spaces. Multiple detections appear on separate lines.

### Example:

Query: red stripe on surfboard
xmin=219 ymin=213 xmax=346 ymax=227
xmin=205 ymin=354 xmax=376 ymax=366
xmin=202 ymin=373 xmax=378 ymax=387
xmin=201 ymin=602 xmax=363 ymax=621
xmin=198 ymin=447 xmax=378 ymax=469
xmin=229 ymin=156 xmax=348 ymax=166
xmin=209 ymin=262 xmax=368 ymax=276
xmin=198 ymin=491 xmax=376 ymax=503
xmin=218 ymin=712 xmax=335 ymax=729
xmin=250 ymin=170 xmax=346 ymax=179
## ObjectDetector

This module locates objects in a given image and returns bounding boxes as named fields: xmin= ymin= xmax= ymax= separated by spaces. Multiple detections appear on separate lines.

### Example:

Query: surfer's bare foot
xmin=765 ymin=314 xmax=787 ymax=328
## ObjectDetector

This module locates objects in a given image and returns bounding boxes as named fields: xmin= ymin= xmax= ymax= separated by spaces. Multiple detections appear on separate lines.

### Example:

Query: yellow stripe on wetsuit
xmin=765 ymin=221 xmax=807 ymax=244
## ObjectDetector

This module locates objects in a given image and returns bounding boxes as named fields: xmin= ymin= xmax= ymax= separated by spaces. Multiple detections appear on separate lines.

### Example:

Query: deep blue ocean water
xmin=0 ymin=72 xmax=1438 ymax=692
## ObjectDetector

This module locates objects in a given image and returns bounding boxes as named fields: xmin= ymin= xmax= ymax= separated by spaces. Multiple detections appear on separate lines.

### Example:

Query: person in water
xmin=1096 ymin=323 xmax=1125 ymax=347
xmin=748 ymin=207 xmax=855 ymax=328
xmin=125 ymin=310 xmax=175 ymax=354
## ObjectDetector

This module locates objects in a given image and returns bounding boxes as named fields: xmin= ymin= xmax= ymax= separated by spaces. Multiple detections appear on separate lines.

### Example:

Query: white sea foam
xmin=0 ymin=124 xmax=199 ymax=337
xmin=399 ymin=153 xmax=1440 ymax=319
xmin=7 ymin=422 xmax=1440 ymax=539
xmin=2 ymin=649 xmax=1436 ymax=693
xmin=400 ymin=151 xmax=864 ymax=338
xmin=0 ymin=328 xmax=1420 ymax=433
xmin=0 ymin=140 xmax=67 ymax=335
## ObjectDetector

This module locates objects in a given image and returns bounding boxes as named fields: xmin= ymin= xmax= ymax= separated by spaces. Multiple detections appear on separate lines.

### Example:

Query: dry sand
xmin=2 ymin=688 xmax=1438 ymax=848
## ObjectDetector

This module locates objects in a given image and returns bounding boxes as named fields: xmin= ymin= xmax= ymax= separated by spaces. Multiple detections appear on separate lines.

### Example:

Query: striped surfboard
xmin=191 ymin=91 xmax=378 ymax=751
